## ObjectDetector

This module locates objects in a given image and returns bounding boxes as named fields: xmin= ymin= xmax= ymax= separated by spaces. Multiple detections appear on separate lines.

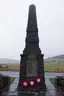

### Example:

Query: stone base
xmin=17 ymin=91 xmax=46 ymax=96
xmin=17 ymin=87 xmax=48 ymax=96
xmin=18 ymin=83 xmax=46 ymax=92
xmin=18 ymin=83 xmax=46 ymax=95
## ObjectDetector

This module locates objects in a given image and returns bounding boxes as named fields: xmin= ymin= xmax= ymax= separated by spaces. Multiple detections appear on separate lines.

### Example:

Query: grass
xmin=49 ymin=78 xmax=56 ymax=84
xmin=7 ymin=63 xmax=64 ymax=72
xmin=0 ymin=64 xmax=20 ymax=71
xmin=8 ymin=64 xmax=20 ymax=71
xmin=10 ymin=77 xmax=15 ymax=83
xmin=44 ymin=63 xmax=64 ymax=72
xmin=0 ymin=62 xmax=64 ymax=72
xmin=50 ymin=78 xmax=58 ymax=90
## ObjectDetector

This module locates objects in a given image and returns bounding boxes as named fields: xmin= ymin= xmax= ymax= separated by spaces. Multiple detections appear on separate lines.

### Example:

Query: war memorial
xmin=18 ymin=4 xmax=46 ymax=93
xmin=0 ymin=4 xmax=64 ymax=96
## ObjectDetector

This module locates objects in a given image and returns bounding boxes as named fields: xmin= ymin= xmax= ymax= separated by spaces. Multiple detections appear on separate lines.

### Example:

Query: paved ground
xmin=1 ymin=78 xmax=64 ymax=96
xmin=45 ymin=78 xmax=64 ymax=96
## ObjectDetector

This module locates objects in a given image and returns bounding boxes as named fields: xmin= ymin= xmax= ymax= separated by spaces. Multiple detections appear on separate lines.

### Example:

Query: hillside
xmin=44 ymin=54 xmax=64 ymax=72
xmin=0 ymin=58 xmax=20 ymax=64
xmin=0 ymin=55 xmax=64 ymax=72
xmin=0 ymin=54 xmax=64 ymax=64
xmin=44 ymin=54 xmax=64 ymax=64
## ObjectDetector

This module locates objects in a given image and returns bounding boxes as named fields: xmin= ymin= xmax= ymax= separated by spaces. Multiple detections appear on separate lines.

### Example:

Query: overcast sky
xmin=0 ymin=0 xmax=64 ymax=60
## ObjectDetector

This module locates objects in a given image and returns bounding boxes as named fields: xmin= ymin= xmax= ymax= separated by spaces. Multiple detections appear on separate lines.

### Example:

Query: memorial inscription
xmin=27 ymin=54 xmax=37 ymax=76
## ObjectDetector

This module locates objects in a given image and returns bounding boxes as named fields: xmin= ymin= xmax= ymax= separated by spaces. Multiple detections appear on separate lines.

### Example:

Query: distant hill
xmin=44 ymin=54 xmax=64 ymax=64
xmin=0 ymin=58 xmax=20 ymax=64
xmin=0 ymin=54 xmax=64 ymax=65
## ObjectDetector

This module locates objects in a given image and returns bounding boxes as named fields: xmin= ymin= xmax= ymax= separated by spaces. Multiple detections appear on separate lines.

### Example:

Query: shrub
xmin=0 ymin=74 xmax=10 ymax=94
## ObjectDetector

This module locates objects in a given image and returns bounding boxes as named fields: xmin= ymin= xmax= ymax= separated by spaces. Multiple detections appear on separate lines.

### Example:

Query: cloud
xmin=0 ymin=0 xmax=64 ymax=60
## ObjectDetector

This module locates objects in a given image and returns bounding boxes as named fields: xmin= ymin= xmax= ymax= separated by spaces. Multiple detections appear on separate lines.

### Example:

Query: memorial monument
xmin=1 ymin=4 xmax=63 ymax=96
xmin=18 ymin=4 xmax=46 ymax=95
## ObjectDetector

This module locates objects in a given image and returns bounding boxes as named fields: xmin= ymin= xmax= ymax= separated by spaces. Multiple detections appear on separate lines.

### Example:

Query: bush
xmin=56 ymin=76 xmax=64 ymax=87
xmin=0 ymin=74 xmax=10 ymax=93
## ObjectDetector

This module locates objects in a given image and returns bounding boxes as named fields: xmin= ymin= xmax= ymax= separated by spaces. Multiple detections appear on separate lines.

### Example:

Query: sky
xmin=0 ymin=0 xmax=64 ymax=60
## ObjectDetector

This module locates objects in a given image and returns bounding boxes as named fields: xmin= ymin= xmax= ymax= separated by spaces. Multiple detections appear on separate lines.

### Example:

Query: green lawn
xmin=44 ymin=63 xmax=64 ymax=72
xmin=50 ymin=78 xmax=56 ymax=84
xmin=49 ymin=78 xmax=58 ymax=88
xmin=10 ymin=77 xmax=15 ymax=84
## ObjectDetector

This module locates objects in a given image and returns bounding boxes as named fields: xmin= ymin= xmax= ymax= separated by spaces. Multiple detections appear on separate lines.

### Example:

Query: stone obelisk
xmin=18 ymin=4 xmax=46 ymax=93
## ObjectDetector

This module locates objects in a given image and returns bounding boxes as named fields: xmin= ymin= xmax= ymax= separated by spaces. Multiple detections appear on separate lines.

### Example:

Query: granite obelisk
xmin=18 ymin=4 xmax=46 ymax=93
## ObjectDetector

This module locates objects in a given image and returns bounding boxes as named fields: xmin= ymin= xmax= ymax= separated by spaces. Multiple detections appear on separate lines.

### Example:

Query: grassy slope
xmin=0 ymin=63 xmax=64 ymax=72
xmin=44 ymin=63 xmax=64 ymax=72
xmin=50 ymin=78 xmax=56 ymax=84
xmin=44 ymin=55 xmax=64 ymax=72
xmin=8 ymin=64 xmax=20 ymax=71
xmin=0 ymin=54 xmax=64 ymax=72
xmin=10 ymin=77 xmax=15 ymax=83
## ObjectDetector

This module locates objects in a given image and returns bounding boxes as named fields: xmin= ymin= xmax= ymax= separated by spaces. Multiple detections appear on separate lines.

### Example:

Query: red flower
xmin=36 ymin=75 xmax=43 ymax=83
xmin=21 ymin=80 xmax=28 ymax=88
xmin=29 ymin=79 xmax=35 ymax=87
